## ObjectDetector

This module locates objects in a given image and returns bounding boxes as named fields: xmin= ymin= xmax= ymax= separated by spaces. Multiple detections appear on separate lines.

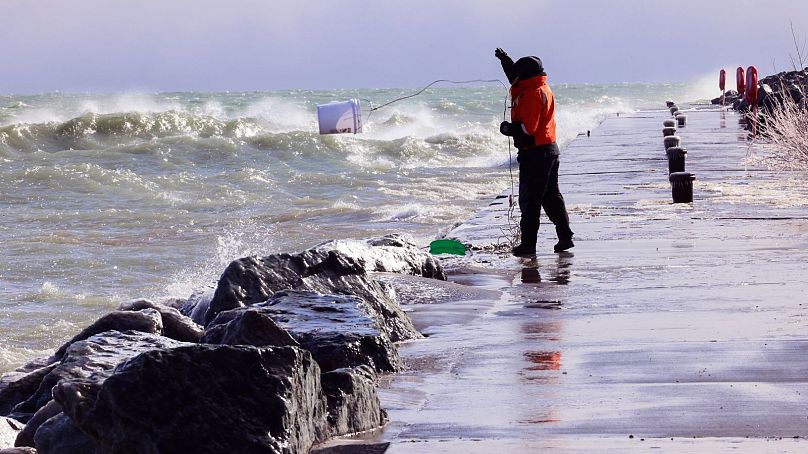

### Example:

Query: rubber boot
xmin=512 ymin=243 xmax=537 ymax=256
xmin=513 ymin=225 xmax=538 ymax=256
xmin=553 ymin=237 xmax=575 ymax=253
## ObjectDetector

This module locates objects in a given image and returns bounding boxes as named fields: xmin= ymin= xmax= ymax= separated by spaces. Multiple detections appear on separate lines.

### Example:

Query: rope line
xmin=360 ymin=77 xmax=518 ymax=246
xmin=368 ymin=79 xmax=508 ymax=112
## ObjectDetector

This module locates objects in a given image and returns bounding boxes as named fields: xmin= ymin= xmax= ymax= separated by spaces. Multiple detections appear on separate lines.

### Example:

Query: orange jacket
xmin=510 ymin=75 xmax=557 ymax=148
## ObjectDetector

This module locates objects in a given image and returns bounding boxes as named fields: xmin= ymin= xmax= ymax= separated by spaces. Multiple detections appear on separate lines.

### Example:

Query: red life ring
xmin=719 ymin=69 xmax=726 ymax=91
xmin=745 ymin=66 xmax=758 ymax=105
xmin=736 ymin=66 xmax=745 ymax=96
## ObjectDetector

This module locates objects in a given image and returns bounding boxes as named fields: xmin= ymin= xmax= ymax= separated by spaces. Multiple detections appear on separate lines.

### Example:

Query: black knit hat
xmin=514 ymin=56 xmax=546 ymax=79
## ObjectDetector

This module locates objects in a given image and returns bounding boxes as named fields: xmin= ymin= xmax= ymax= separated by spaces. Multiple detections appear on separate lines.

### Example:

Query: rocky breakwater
xmin=0 ymin=234 xmax=444 ymax=454
xmin=712 ymin=67 xmax=808 ymax=117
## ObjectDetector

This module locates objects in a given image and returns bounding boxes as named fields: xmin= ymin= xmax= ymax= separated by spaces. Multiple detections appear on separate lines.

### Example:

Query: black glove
xmin=501 ymin=121 xmax=527 ymax=136
xmin=501 ymin=121 xmax=533 ymax=147
xmin=500 ymin=121 xmax=514 ymax=136
xmin=495 ymin=48 xmax=508 ymax=61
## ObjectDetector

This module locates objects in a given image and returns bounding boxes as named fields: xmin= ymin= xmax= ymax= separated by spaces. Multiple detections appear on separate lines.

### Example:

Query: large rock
xmin=14 ymin=400 xmax=60 ymax=448
xmin=205 ymin=291 xmax=401 ymax=373
xmin=203 ymin=249 xmax=420 ymax=343
xmin=0 ymin=363 xmax=57 ymax=417
xmin=54 ymin=345 xmax=328 ymax=454
xmin=201 ymin=308 xmax=299 ymax=348
xmin=180 ymin=286 xmax=216 ymax=326
xmin=313 ymin=234 xmax=446 ymax=280
xmin=711 ymin=89 xmax=740 ymax=105
xmin=32 ymin=413 xmax=97 ymax=454
xmin=0 ymin=448 xmax=37 ymax=454
xmin=321 ymin=366 xmax=386 ymax=436
xmin=0 ymin=417 xmax=23 ymax=450
xmin=118 ymin=300 xmax=204 ymax=343
xmin=50 ymin=309 xmax=164 ymax=362
xmin=8 ymin=331 xmax=188 ymax=422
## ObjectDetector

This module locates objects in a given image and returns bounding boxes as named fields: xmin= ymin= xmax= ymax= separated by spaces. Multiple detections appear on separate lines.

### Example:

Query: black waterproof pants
xmin=517 ymin=143 xmax=574 ymax=247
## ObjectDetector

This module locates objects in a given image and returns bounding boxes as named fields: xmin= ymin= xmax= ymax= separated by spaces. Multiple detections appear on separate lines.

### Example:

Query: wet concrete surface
xmin=367 ymin=107 xmax=808 ymax=452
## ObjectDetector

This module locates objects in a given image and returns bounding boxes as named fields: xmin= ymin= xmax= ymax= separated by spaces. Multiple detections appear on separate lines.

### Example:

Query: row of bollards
xmin=663 ymin=100 xmax=695 ymax=203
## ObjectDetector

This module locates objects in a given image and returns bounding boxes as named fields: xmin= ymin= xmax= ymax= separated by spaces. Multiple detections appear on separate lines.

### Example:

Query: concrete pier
xmin=365 ymin=107 xmax=808 ymax=453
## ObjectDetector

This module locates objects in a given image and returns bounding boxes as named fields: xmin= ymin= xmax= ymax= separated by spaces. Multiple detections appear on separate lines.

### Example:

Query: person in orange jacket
xmin=495 ymin=48 xmax=574 ymax=255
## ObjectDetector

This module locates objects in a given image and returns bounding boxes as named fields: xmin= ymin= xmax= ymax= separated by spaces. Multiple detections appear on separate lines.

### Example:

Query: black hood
xmin=514 ymin=56 xmax=546 ymax=80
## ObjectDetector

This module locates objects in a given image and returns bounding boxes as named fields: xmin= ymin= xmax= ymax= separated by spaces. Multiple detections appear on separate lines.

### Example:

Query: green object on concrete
xmin=429 ymin=239 xmax=467 ymax=255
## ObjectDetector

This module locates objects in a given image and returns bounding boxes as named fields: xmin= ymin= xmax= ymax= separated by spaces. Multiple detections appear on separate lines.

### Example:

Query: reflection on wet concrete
xmin=524 ymin=300 xmax=562 ymax=310
xmin=520 ymin=320 xmax=562 ymax=341
xmin=521 ymin=267 xmax=540 ymax=283
xmin=521 ymin=314 xmax=564 ymax=389
xmin=550 ymin=253 xmax=573 ymax=285
xmin=519 ymin=253 xmax=572 ymax=286
xmin=521 ymin=417 xmax=561 ymax=424
xmin=524 ymin=351 xmax=562 ymax=370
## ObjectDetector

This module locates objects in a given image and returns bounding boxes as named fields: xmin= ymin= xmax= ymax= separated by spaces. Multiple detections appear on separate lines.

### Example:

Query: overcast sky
xmin=2 ymin=0 xmax=807 ymax=94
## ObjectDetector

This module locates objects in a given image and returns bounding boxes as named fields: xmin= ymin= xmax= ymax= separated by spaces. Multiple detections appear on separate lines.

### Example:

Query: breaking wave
xmin=0 ymin=111 xmax=263 ymax=153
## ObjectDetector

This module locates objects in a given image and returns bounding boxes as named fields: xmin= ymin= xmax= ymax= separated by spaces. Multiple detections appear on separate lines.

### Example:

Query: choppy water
xmin=0 ymin=82 xmax=717 ymax=370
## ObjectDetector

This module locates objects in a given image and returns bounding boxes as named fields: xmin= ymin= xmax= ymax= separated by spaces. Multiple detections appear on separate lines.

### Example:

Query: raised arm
xmin=495 ymin=48 xmax=517 ymax=84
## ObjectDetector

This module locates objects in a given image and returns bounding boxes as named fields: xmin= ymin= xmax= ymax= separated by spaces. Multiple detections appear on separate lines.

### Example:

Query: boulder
xmin=205 ymin=291 xmax=401 ymax=373
xmin=758 ymin=83 xmax=774 ymax=106
xmin=0 ymin=364 xmax=57 ymax=417
xmin=54 ymin=345 xmax=328 ymax=454
xmin=787 ymin=83 xmax=805 ymax=104
xmin=711 ymin=89 xmax=740 ymax=105
xmin=0 ymin=417 xmax=23 ymax=450
xmin=8 ymin=331 xmax=188 ymax=422
xmin=204 ymin=250 xmax=420 ymax=343
xmin=180 ymin=286 xmax=216 ymax=326
xmin=313 ymin=234 xmax=446 ymax=280
xmin=0 ymin=448 xmax=37 ymax=454
xmin=118 ymin=300 xmax=203 ymax=343
xmin=14 ymin=400 xmax=60 ymax=448
xmin=31 ymin=413 xmax=97 ymax=454
xmin=50 ymin=309 xmax=164 ymax=362
xmin=201 ymin=308 xmax=299 ymax=348
xmin=321 ymin=366 xmax=386 ymax=436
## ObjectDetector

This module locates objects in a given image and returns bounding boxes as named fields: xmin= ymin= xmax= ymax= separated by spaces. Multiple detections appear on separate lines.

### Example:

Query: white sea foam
xmin=333 ymin=199 xmax=361 ymax=210
xmin=378 ymin=203 xmax=427 ymax=221
xmin=88 ymin=93 xmax=184 ymax=116
xmin=0 ymin=346 xmax=52 ymax=374
xmin=3 ymin=108 xmax=63 ymax=126
xmin=242 ymin=96 xmax=315 ymax=132
xmin=39 ymin=281 xmax=59 ymax=296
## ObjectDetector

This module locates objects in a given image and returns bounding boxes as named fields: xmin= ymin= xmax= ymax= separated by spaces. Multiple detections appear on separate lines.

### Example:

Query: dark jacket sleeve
xmin=500 ymin=55 xmax=517 ymax=84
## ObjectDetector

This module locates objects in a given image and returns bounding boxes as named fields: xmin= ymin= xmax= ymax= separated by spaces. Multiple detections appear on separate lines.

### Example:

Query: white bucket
xmin=316 ymin=99 xmax=362 ymax=134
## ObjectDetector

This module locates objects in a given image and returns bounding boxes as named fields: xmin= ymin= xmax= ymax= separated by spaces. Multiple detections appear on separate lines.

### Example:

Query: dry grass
xmin=498 ymin=194 xmax=521 ymax=249
xmin=748 ymin=22 xmax=808 ymax=170
xmin=754 ymin=92 xmax=808 ymax=169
